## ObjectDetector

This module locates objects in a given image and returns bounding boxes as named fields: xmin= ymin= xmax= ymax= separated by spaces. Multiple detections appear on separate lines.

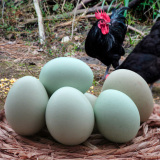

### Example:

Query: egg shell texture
xmin=94 ymin=89 xmax=140 ymax=143
xmin=46 ymin=87 xmax=95 ymax=145
xmin=102 ymin=69 xmax=154 ymax=122
xmin=39 ymin=57 xmax=94 ymax=95
xmin=84 ymin=93 xmax=98 ymax=133
xmin=5 ymin=76 xmax=49 ymax=136
xmin=84 ymin=93 xmax=97 ymax=107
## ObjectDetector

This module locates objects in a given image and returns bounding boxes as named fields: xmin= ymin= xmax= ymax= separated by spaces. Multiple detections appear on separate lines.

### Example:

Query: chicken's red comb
xmin=95 ymin=10 xmax=110 ymax=22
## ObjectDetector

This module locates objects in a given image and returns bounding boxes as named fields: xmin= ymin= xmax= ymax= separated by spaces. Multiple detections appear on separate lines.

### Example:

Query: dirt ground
xmin=0 ymin=38 xmax=160 ymax=111
xmin=0 ymin=39 xmax=103 ymax=109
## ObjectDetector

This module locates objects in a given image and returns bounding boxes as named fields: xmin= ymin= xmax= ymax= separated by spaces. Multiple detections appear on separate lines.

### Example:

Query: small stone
xmin=61 ymin=36 xmax=70 ymax=43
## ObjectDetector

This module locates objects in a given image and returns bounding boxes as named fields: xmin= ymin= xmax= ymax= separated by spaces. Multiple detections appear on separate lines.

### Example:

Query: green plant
xmin=6 ymin=25 xmax=14 ymax=31
xmin=123 ymin=0 xmax=129 ymax=16
xmin=101 ymin=0 xmax=129 ymax=16
xmin=64 ymin=2 xmax=74 ymax=12
xmin=126 ymin=32 xmax=141 ymax=47
xmin=53 ymin=3 xmax=59 ymax=12
xmin=93 ymin=79 xmax=99 ymax=86
xmin=45 ymin=21 xmax=51 ymax=34
xmin=39 ymin=0 xmax=51 ymax=17
xmin=134 ymin=0 xmax=160 ymax=21
xmin=153 ymin=0 xmax=160 ymax=21
xmin=128 ymin=33 xmax=135 ymax=45
xmin=48 ymin=49 xmax=54 ymax=56
xmin=126 ymin=13 xmax=136 ymax=25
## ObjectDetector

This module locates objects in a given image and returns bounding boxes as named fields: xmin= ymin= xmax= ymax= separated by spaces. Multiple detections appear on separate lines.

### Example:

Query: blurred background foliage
xmin=0 ymin=0 xmax=159 ymax=30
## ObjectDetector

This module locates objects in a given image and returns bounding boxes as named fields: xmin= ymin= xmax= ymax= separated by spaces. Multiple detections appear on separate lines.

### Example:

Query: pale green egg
xmin=102 ymin=69 xmax=154 ymax=122
xmin=39 ymin=57 xmax=93 ymax=96
xmin=84 ymin=92 xmax=98 ymax=133
xmin=5 ymin=76 xmax=49 ymax=136
xmin=84 ymin=93 xmax=97 ymax=107
xmin=94 ymin=89 xmax=140 ymax=143
xmin=46 ymin=87 xmax=94 ymax=145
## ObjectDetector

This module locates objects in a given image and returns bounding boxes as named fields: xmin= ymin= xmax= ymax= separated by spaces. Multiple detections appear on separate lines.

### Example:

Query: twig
xmin=54 ymin=11 xmax=92 ymax=28
xmin=23 ymin=5 xmax=116 ymax=25
xmin=76 ymin=0 xmax=92 ymax=10
xmin=80 ymin=1 xmax=87 ymax=9
xmin=71 ymin=0 xmax=80 ymax=40
xmin=83 ymin=141 xmax=98 ymax=150
xmin=61 ymin=0 xmax=66 ymax=12
xmin=24 ymin=63 xmax=35 ymax=76
xmin=144 ymin=0 xmax=159 ymax=15
xmin=128 ymin=25 xmax=145 ymax=36
xmin=54 ymin=13 xmax=144 ymax=37
xmin=23 ymin=0 xmax=145 ymax=26
xmin=54 ymin=13 xmax=144 ymax=38
xmin=2 ymin=0 xmax=5 ymax=24
xmin=33 ymin=0 xmax=45 ymax=45
xmin=93 ymin=1 xmax=102 ymax=8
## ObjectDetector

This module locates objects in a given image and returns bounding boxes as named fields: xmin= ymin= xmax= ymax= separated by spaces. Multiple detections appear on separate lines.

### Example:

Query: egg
xmin=102 ymin=69 xmax=154 ymax=122
xmin=84 ymin=93 xmax=97 ymax=107
xmin=84 ymin=93 xmax=98 ymax=133
xmin=5 ymin=76 xmax=49 ymax=136
xmin=46 ymin=87 xmax=94 ymax=145
xmin=94 ymin=89 xmax=140 ymax=143
xmin=39 ymin=57 xmax=93 ymax=96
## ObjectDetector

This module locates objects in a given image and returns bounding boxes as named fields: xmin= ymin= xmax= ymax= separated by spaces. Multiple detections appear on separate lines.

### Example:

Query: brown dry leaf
xmin=74 ymin=36 xmax=79 ymax=41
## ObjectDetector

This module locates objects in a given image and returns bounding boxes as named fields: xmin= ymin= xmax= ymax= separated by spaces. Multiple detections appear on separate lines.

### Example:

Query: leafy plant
xmin=107 ymin=0 xmax=117 ymax=13
xmin=93 ymin=80 xmax=99 ymax=86
xmin=134 ymin=0 xmax=160 ymax=21
xmin=153 ymin=1 xmax=160 ymax=22
xmin=53 ymin=3 xmax=59 ymax=12
xmin=64 ymin=2 xmax=74 ymax=12
xmin=126 ymin=32 xmax=141 ymax=47
xmin=124 ymin=0 xmax=129 ymax=16
xmin=126 ymin=12 xmax=136 ymax=25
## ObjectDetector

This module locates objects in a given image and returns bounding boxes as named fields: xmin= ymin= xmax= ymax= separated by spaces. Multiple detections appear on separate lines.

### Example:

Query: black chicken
xmin=117 ymin=20 xmax=160 ymax=88
xmin=85 ymin=7 xmax=128 ymax=78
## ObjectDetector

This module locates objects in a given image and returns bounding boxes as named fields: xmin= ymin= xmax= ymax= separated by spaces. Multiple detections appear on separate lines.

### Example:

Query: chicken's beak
xmin=107 ymin=22 xmax=111 ymax=25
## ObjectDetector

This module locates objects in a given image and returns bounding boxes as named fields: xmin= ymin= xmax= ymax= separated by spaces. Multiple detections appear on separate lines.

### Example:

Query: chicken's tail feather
xmin=111 ymin=7 xmax=129 ymax=17
xmin=110 ymin=7 xmax=129 ymax=26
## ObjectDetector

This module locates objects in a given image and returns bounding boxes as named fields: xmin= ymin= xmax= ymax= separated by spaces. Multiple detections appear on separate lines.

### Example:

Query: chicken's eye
xmin=100 ymin=20 xmax=105 ymax=23
xmin=98 ymin=20 xmax=105 ymax=26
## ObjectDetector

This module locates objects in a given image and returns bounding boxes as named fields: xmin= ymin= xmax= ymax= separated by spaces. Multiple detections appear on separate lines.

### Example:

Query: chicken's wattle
xmin=98 ymin=21 xmax=109 ymax=35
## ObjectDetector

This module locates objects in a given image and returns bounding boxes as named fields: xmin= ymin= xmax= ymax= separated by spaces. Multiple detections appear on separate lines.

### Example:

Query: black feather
xmin=117 ymin=20 xmax=160 ymax=84
xmin=85 ymin=7 xmax=128 ymax=71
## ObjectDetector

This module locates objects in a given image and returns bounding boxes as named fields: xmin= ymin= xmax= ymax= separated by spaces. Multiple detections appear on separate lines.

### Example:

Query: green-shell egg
xmin=84 ymin=92 xmax=98 ymax=133
xmin=102 ymin=69 xmax=154 ymax=122
xmin=5 ymin=76 xmax=49 ymax=136
xmin=94 ymin=89 xmax=140 ymax=143
xmin=39 ymin=57 xmax=93 ymax=96
xmin=84 ymin=93 xmax=97 ymax=107
xmin=46 ymin=87 xmax=94 ymax=145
